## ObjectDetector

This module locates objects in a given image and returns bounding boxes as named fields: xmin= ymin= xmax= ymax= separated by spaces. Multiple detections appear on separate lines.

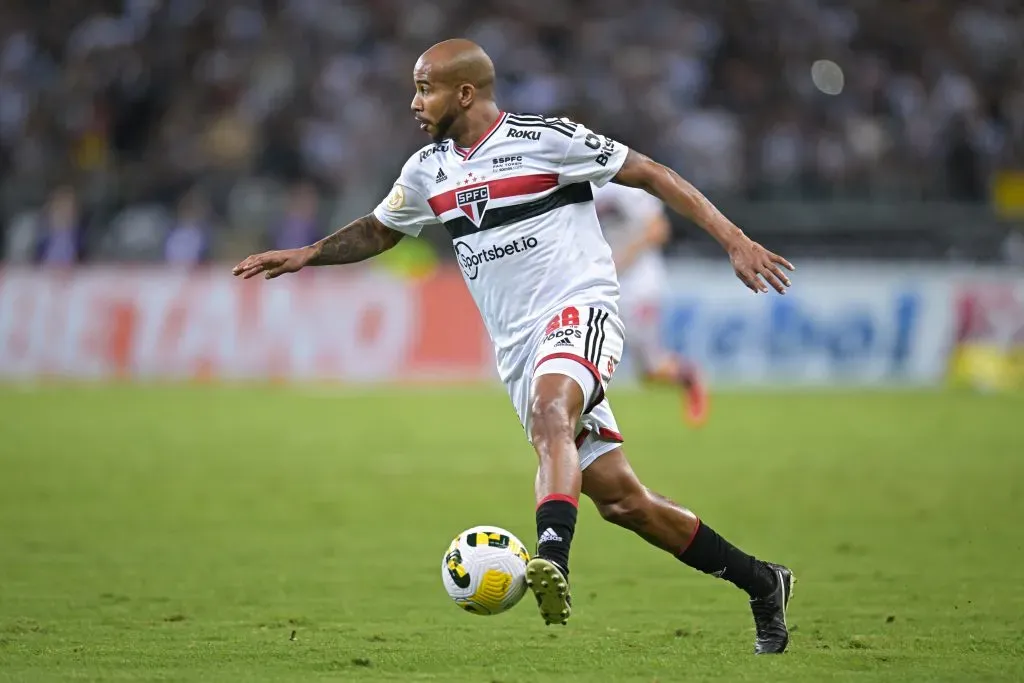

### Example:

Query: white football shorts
xmin=505 ymin=305 xmax=625 ymax=470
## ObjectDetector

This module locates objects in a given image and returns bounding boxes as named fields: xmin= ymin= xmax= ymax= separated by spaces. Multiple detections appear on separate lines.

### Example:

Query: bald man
xmin=234 ymin=39 xmax=796 ymax=654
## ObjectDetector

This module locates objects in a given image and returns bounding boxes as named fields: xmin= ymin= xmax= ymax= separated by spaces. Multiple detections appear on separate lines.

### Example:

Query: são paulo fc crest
xmin=456 ymin=185 xmax=490 ymax=226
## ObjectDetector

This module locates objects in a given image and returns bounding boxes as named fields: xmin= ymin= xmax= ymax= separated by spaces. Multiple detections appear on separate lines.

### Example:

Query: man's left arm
xmin=613 ymin=150 xmax=794 ymax=294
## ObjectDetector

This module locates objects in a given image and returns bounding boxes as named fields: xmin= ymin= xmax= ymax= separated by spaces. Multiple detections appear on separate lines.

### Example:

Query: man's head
xmin=411 ymin=39 xmax=496 ymax=142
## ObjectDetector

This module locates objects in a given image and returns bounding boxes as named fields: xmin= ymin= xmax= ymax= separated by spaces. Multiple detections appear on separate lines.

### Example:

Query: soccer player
xmin=593 ymin=180 xmax=709 ymax=426
xmin=233 ymin=39 xmax=796 ymax=654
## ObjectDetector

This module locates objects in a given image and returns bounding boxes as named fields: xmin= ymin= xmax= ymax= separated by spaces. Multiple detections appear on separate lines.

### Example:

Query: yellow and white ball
xmin=441 ymin=526 xmax=530 ymax=615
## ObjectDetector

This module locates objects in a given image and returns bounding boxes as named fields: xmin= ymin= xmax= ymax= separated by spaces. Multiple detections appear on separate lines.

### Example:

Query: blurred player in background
xmin=593 ymin=181 xmax=709 ymax=426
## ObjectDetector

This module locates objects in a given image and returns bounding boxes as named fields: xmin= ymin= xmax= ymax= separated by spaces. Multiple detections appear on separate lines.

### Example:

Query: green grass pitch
xmin=1 ymin=384 xmax=1023 ymax=682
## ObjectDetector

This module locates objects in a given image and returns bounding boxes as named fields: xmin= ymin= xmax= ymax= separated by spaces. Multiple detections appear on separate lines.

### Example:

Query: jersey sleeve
xmin=372 ymin=158 xmax=439 ymax=237
xmin=557 ymin=122 xmax=630 ymax=188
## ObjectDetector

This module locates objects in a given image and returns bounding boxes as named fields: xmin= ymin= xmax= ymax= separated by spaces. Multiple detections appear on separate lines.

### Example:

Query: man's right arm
xmin=232 ymin=214 xmax=404 ymax=280
xmin=307 ymin=214 xmax=404 ymax=266
xmin=234 ymin=164 xmax=438 ymax=280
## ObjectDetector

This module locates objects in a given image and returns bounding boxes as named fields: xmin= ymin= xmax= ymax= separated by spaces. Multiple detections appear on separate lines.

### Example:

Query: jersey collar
xmin=453 ymin=111 xmax=507 ymax=161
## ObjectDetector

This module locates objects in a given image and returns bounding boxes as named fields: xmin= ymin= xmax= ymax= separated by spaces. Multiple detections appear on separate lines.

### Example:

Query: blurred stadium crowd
xmin=0 ymin=0 xmax=1022 ymax=265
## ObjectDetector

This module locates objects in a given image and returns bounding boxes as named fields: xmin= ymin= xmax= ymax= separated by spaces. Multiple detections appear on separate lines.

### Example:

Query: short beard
xmin=431 ymin=110 xmax=458 ymax=143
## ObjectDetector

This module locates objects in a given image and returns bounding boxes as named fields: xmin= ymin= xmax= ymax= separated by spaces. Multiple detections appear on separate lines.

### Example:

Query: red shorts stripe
xmin=535 ymin=352 xmax=605 ymax=414
xmin=535 ymin=352 xmax=601 ymax=387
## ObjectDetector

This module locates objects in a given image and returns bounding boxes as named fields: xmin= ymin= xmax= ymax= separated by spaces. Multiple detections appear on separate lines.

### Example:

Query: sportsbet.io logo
xmin=455 ymin=237 xmax=539 ymax=280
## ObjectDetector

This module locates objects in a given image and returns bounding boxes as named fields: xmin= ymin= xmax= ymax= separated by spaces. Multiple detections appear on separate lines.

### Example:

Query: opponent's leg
xmin=581 ymin=447 xmax=794 ymax=654
xmin=525 ymin=372 xmax=587 ymax=625
xmin=625 ymin=302 xmax=708 ymax=426
xmin=641 ymin=356 xmax=708 ymax=426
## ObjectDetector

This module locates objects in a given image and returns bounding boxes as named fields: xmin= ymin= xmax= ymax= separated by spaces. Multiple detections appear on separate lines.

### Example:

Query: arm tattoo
xmin=307 ymin=214 xmax=405 ymax=266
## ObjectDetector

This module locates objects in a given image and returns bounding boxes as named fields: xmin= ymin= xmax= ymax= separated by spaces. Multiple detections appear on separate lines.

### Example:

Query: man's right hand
xmin=232 ymin=246 xmax=315 ymax=280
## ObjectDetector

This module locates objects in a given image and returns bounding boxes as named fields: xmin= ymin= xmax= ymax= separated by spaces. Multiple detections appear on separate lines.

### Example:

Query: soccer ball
xmin=441 ymin=525 xmax=530 ymax=615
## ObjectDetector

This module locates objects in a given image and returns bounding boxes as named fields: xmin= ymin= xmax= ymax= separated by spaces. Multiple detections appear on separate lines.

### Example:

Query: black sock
xmin=676 ymin=520 xmax=776 ymax=598
xmin=535 ymin=495 xmax=578 ymax=577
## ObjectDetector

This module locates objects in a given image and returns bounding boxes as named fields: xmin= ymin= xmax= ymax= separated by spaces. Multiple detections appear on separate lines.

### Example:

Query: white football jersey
xmin=373 ymin=112 xmax=629 ymax=384
xmin=592 ymin=180 xmax=668 ymax=303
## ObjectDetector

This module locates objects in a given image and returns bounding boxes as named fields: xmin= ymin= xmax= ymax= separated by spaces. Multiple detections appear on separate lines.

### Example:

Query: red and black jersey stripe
xmin=427 ymin=173 xmax=559 ymax=215
xmin=432 ymin=180 xmax=593 ymax=239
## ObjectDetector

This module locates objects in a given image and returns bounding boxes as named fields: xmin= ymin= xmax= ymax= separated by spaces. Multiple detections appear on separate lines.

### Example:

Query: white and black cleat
xmin=525 ymin=557 xmax=572 ymax=626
